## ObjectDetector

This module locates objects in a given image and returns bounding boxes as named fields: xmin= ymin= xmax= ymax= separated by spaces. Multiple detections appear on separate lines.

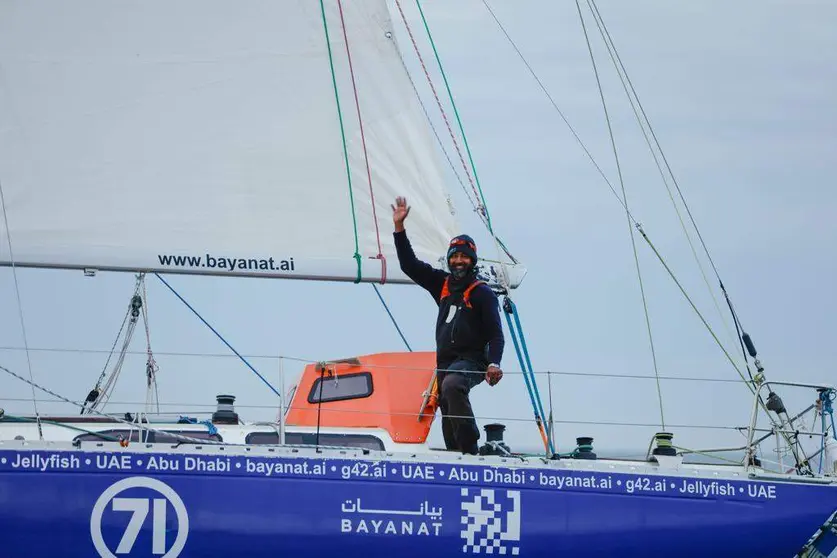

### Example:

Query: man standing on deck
xmin=391 ymin=196 xmax=504 ymax=455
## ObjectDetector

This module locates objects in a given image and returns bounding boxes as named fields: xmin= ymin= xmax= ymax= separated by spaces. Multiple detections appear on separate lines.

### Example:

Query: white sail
xmin=0 ymin=0 xmax=523 ymax=286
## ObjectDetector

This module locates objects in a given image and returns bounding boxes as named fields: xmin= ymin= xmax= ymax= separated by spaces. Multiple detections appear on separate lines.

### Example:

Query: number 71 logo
xmin=90 ymin=477 xmax=189 ymax=557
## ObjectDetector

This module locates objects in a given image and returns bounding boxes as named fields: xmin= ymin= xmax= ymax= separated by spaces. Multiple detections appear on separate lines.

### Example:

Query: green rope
xmin=413 ymin=0 xmax=494 ymax=233
xmin=319 ymin=0 xmax=362 ymax=283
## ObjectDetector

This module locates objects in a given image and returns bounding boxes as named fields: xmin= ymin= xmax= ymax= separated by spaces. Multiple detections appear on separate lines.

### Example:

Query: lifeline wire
xmin=0 ymin=343 xmax=756 ymax=384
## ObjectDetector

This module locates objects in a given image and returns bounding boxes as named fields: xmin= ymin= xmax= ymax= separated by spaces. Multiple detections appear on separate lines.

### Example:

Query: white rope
xmin=87 ymin=276 xmax=144 ymax=414
xmin=140 ymin=274 xmax=160 ymax=414
xmin=93 ymin=317 xmax=139 ymax=413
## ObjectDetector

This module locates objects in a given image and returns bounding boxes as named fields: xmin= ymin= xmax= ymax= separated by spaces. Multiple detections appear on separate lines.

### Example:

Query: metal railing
xmin=1 ymin=346 xmax=834 ymax=477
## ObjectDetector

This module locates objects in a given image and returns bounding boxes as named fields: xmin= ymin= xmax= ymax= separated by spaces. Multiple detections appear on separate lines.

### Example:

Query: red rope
xmin=337 ymin=0 xmax=387 ymax=284
xmin=393 ymin=0 xmax=484 ymax=211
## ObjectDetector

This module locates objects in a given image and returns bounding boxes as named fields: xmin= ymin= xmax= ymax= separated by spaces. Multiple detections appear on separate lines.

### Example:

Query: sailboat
xmin=0 ymin=1 xmax=835 ymax=557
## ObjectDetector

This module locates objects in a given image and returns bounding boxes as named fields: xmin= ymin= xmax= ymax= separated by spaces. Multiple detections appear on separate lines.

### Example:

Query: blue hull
xmin=0 ymin=447 xmax=834 ymax=557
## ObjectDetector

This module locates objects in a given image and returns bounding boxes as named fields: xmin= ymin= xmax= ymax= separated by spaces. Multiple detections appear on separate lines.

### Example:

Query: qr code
xmin=460 ymin=488 xmax=521 ymax=555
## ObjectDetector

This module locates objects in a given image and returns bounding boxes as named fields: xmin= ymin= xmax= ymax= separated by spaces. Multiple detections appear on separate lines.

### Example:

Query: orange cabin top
xmin=284 ymin=351 xmax=439 ymax=444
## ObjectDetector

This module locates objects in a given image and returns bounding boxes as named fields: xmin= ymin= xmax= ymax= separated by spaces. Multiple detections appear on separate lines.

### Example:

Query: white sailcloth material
xmin=0 ymin=0 xmax=463 ymax=284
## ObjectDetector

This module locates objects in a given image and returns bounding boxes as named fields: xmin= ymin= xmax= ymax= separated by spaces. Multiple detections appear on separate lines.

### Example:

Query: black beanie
xmin=447 ymin=234 xmax=478 ymax=265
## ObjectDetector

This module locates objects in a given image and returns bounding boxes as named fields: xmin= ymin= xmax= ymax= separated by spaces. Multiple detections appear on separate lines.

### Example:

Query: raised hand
xmin=391 ymin=196 xmax=411 ymax=232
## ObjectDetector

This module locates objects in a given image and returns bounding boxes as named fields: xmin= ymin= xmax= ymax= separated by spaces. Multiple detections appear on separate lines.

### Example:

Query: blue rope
xmin=503 ymin=309 xmax=540 ymax=420
xmin=153 ymin=273 xmax=281 ymax=398
xmin=177 ymin=416 xmax=219 ymax=436
xmin=507 ymin=299 xmax=551 ymax=440
xmin=502 ymin=298 xmax=555 ymax=456
xmin=372 ymin=284 xmax=413 ymax=351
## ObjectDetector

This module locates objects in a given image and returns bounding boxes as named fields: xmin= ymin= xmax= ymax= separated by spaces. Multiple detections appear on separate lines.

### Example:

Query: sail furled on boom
xmin=0 ymin=0 xmax=485 ymax=285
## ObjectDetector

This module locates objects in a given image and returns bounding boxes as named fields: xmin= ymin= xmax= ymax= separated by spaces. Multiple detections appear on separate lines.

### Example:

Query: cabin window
xmin=307 ymin=372 xmax=373 ymax=404
xmin=245 ymin=431 xmax=385 ymax=451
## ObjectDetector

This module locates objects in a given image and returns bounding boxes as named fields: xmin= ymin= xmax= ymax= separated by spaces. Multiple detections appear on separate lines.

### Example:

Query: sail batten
xmin=0 ymin=0 xmax=471 ymax=284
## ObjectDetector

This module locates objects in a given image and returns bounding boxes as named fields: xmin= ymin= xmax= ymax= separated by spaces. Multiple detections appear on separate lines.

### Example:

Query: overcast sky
xmin=1 ymin=0 xmax=835 ymax=459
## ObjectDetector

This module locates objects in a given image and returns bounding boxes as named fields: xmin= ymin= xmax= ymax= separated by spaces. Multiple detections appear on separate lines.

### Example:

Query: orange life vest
xmin=439 ymin=278 xmax=485 ymax=309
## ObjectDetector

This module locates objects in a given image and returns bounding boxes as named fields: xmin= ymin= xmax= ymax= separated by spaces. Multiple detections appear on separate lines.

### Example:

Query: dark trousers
xmin=438 ymin=359 xmax=484 ymax=454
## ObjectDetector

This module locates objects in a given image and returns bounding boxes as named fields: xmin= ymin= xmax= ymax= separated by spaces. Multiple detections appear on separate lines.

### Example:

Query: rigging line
xmin=394 ymin=34 xmax=522 ymax=265
xmin=586 ymin=0 xmax=738 ymax=352
xmin=725 ymin=291 xmax=755 ymax=383
xmin=95 ymin=317 xmax=139 ymax=412
xmin=480 ymin=0 xmax=749 ymax=381
xmin=392 ymin=0 xmax=484 ymax=217
xmin=586 ymin=2 xmax=771 ymax=424
xmin=371 ymin=284 xmax=413 ymax=352
xmin=479 ymin=0 xmax=625 ymax=211
xmin=337 ymin=0 xmax=383 ymax=261
xmin=319 ymin=0 xmax=362 ymax=283
xmin=588 ymin=1 xmax=725 ymax=289
xmin=0 ymin=364 xmax=231 ymax=446
xmin=391 ymin=38 xmax=476 ymax=212
xmin=575 ymin=0 xmax=665 ymax=430
xmin=140 ymin=274 xmax=160 ymax=415
xmin=412 ymin=0 xmax=493 ymax=231
xmin=394 ymin=0 xmax=519 ymax=281
xmin=153 ymin=273 xmax=281 ymax=398
xmin=637 ymin=226 xmax=752 ymax=390
xmin=85 ymin=276 xmax=144 ymax=415
xmin=723 ymin=289 xmax=756 ymax=380
xmin=0 ymin=177 xmax=42 ymax=440
xmin=140 ymin=273 xmax=160 ymax=413
xmin=95 ymin=289 xmax=135 ymax=389
xmin=392 ymin=38 xmax=520 ymax=266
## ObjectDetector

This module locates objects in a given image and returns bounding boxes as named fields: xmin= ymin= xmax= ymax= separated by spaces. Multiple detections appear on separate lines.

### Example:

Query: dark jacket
xmin=393 ymin=230 xmax=504 ymax=371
